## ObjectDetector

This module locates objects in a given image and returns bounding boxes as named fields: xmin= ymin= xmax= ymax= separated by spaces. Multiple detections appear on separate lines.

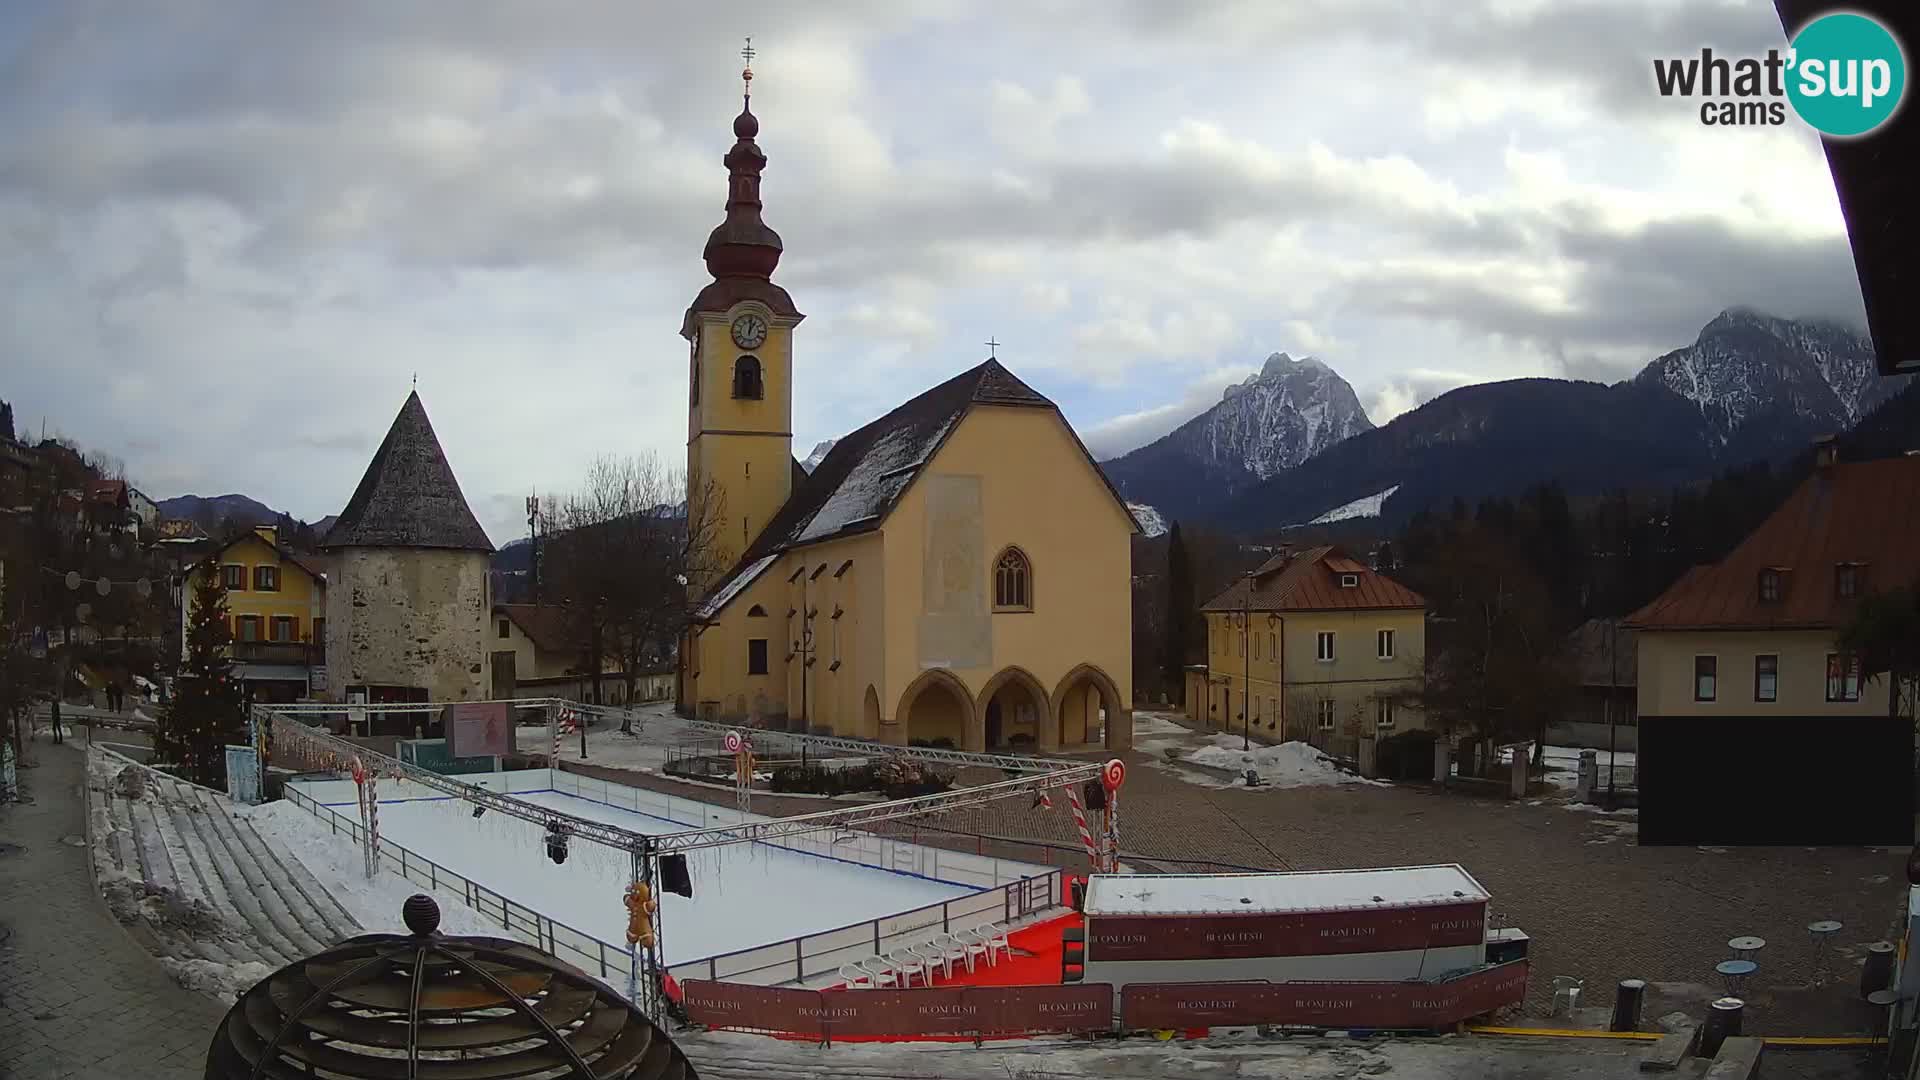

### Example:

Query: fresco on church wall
xmin=918 ymin=474 xmax=990 ymax=671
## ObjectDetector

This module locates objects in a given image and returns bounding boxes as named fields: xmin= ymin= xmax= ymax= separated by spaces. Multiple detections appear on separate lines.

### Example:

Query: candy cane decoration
xmin=1065 ymin=784 xmax=1100 ymax=871
xmin=364 ymin=773 xmax=380 ymax=880
xmin=1100 ymin=759 xmax=1126 ymax=874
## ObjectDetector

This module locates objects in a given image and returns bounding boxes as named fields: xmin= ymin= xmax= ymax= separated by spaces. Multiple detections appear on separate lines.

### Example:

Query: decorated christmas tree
xmin=159 ymin=557 xmax=244 ymax=786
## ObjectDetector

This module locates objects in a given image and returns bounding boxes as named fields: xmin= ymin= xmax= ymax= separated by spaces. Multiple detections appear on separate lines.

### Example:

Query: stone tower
xmin=321 ymin=391 xmax=495 ymax=708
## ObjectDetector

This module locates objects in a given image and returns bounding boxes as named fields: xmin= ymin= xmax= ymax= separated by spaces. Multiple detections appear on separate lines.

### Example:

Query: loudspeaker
xmin=660 ymin=853 xmax=694 ymax=898
xmin=1083 ymin=780 xmax=1107 ymax=811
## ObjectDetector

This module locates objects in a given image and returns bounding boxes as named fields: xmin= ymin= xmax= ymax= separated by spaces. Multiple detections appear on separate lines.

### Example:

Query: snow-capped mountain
xmin=1633 ymin=308 xmax=1901 ymax=446
xmin=1102 ymin=352 xmax=1374 ymax=522
xmin=800 ymin=439 xmax=838 ymax=474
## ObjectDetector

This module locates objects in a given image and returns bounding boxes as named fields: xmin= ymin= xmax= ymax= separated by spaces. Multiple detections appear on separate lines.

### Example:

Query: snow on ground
xmin=1509 ymin=745 xmax=1637 ymax=789
xmin=1131 ymin=711 xmax=1190 ymax=741
xmin=242 ymin=800 xmax=502 ymax=938
xmin=1307 ymin=485 xmax=1400 ymax=525
xmin=326 ymin=788 xmax=975 ymax=965
xmin=1182 ymin=736 xmax=1389 ymax=789
xmin=159 ymin=957 xmax=277 ymax=1003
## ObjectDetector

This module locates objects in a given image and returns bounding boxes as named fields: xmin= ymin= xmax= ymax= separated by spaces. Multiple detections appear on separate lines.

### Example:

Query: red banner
xmin=1120 ymin=959 xmax=1529 ymax=1030
xmin=443 ymin=701 xmax=511 ymax=757
xmin=681 ymin=981 xmax=1113 ymax=1037
xmin=1088 ymin=902 xmax=1485 ymax=962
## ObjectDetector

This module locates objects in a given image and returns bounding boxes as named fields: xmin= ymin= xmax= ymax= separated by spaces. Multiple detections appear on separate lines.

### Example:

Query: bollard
xmin=1611 ymin=978 xmax=1646 ymax=1032
xmin=1863 ymin=941 xmax=1897 ymax=999
xmin=1701 ymin=997 xmax=1743 ymax=1057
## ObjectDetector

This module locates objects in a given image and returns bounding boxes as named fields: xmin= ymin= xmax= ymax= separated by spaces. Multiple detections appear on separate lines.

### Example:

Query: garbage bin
xmin=1863 ymin=941 xmax=1896 ymax=999
xmin=1702 ymin=997 xmax=1744 ymax=1057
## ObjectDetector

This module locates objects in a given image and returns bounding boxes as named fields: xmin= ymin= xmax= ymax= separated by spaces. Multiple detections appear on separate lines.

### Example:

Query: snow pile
xmin=1182 ymin=736 xmax=1386 ymax=788
xmin=242 ymin=801 xmax=501 ymax=938
xmin=160 ymin=957 xmax=277 ymax=1003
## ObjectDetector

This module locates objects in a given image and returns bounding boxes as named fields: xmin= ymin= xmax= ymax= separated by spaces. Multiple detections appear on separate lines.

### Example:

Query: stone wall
xmin=325 ymin=546 xmax=490 ymax=701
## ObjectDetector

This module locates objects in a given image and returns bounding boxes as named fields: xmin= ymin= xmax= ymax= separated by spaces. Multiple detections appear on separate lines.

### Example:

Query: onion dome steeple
xmin=703 ymin=38 xmax=783 ymax=280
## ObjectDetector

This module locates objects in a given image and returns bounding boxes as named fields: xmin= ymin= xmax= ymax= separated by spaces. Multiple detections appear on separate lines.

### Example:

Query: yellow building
xmin=489 ymin=603 xmax=672 ymax=706
xmin=181 ymin=524 xmax=328 ymax=701
xmin=676 ymin=78 xmax=1136 ymax=752
xmin=1187 ymin=547 xmax=1427 ymax=755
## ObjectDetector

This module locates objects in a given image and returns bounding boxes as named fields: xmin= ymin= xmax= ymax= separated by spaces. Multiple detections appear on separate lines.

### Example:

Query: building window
xmin=747 ymin=604 xmax=767 ymax=617
xmin=1252 ymin=697 xmax=1260 ymax=724
xmin=1375 ymin=697 xmax=1395 ymax=729
xmin=1253 ymin=635 xmax=1261 ymax=660
xmin=1339 ymin=573 xmax=1359 ymax=588
xmin=270 ymin=616 xmax=296 ymax=643
xmin=732 ymin=355 xmax=764 ymax=399
xmin=748 ymin=638 xmax=769 ymax=676
xmin=1836 ymin=563 xmax=1860 ymax=599
xmin=1826 ymin=653 xmax=1862 ymax=702
xmin=222 ymin=563 xmax=247 ymax=590
xmin=498 ymin=619 xmax=510 ymax=639
xmin=1754 ymin=654 xmax=1778 ymax=702
xmin=1268 ymin=631 xmax=1276 ymax=659
xmin=237 ymin=615 xmax=261 ymax=643
xmin=314 ymin=617 xmax=326 ymax=646
xmin=254 ymin=565 xmax=279 ymax=591
xmin=1268 ymin=697 xmax=1277 ymax=729
xmin=1693 ymin=655 xmax=1717 ymax=702
xmin=1316 ymin=631 xmax=1335 ymax=662
xmin=1316 ymin=699 xmax=1336 ymax=730
xmin=1377 ymin=629 xmax=1395 ymax=660
xmin=993 ymin=548 xmax=1032 ymax=610
xmin=1758 ymin=569 xmax=1781 ymax=603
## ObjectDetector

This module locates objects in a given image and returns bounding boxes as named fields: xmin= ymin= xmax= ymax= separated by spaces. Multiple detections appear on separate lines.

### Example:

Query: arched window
xmin=733 ymin=355 xmax=764 ymax=399
xmin=746 ymin=604 xmax=767 ymax=617
xmin=993 ymin=547 xmax=1032 ymax=610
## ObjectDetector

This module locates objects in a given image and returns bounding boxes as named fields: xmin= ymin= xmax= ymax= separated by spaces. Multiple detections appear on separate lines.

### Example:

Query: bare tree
xmin=545 ymin=455 xmax=728 ymax=730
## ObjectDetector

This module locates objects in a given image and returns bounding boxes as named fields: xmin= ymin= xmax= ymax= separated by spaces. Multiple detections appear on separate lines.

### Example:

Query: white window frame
xmin=1316 ymin=631 xmax=1335 ymax=663
xmin=1693 ymin=655 xmax=1717 ymax=702
xmin=1375 ymin=697 xmax=1395 ymax=730
xmin=1339 ymin=573 xmax=1359 ymax=588
xmin=1377 ymin=628 xmax=1395 ymax=660
xmin=1316 ymin=698 xmax=1337 ymax=730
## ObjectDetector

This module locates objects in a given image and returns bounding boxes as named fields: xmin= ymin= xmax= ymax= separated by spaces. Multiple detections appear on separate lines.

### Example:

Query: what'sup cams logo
xmin=1654 ymin=11 xmax=1907 ymax=137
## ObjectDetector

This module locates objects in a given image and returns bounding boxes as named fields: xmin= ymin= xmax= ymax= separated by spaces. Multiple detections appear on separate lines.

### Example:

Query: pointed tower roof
xmin=321 ymin=391 xmax=494 ymax=552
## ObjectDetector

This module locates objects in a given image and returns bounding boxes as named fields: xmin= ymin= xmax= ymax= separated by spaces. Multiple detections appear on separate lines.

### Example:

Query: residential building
xmin=322 ymin=391 xmax=495 ymax=727
xmin=180 ymin=524 xmax=328 ymax=701
xmin=489 ymin=603 xmax=671 ymax=706
xmin=677 ymin=81 xmax=1135 ymax=751
xmin=1625 ymin=442 xmax=1917 ymax=720
xmin=1187 ymin=546 xmax=1427 ymax=757
xmin=1551 ymin=617 xmax=1639 ymax=751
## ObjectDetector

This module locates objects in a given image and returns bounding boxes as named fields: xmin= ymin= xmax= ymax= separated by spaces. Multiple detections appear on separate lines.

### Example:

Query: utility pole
xmin=525 ymin=494 xmax=541 ymax=605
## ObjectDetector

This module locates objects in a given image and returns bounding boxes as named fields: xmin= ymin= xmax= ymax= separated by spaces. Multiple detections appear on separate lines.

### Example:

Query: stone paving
xmin=0 ymin=735 xmax=228 ymax=1080
xmin=555 ymin=711 xmax=1912 ymax=1037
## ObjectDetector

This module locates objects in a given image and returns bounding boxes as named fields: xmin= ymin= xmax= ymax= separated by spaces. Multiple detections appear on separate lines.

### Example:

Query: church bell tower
xmin=683 ymin=38 xmax=805 ymax=571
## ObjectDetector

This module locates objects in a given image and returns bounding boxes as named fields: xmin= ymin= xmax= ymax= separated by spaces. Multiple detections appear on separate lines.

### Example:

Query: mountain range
xmin=1106 ymin=308 xmax=1906 ymax=533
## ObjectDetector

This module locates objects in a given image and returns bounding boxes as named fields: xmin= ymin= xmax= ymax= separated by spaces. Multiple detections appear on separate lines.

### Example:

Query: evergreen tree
xmin=1837 ymin=583 xmax=1920 ymax=722
xmin=1163 ymin=522 xmax=1194 ymax=702
xmin=159 ymin=557 xmax=244 ymax=785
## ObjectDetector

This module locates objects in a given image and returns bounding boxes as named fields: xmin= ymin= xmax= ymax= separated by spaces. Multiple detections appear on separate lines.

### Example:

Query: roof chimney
xmin=1813 ymin=434 xmax=1839 ymax=468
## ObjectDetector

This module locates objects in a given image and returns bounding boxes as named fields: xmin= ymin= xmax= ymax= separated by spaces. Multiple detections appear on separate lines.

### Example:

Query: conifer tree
xmin=160 ymin=558 xmax=244 ymax=785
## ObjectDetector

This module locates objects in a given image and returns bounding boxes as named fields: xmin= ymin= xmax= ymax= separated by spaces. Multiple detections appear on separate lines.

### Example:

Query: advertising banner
xmin=1120 ymin=959 xmax=1529 ymax=1030
xmin=1087 ymin=901 xmax=1486 ymax=962
xmin=444 ymin=701 xmax=511 ymax=758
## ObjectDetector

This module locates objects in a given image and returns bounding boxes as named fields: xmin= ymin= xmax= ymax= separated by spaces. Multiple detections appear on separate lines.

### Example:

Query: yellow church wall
xmin=687 ymin=309 xmax=796 ymax=569
xmin=879 ymin=404 xmax=1134 ymax=752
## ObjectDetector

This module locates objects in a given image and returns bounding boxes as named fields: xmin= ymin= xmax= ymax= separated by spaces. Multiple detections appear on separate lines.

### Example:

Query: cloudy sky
xmin=0 ymin=0 xmax=1868 ymax=545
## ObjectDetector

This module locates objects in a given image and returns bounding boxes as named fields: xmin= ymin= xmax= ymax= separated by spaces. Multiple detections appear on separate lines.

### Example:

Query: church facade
xmin=676 ymin=76 xmax=1135 ymax=753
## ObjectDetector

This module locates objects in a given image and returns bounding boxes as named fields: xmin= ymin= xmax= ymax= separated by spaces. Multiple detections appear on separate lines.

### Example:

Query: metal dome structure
xmin=204 ymin=895 xmax=696 ymax=1080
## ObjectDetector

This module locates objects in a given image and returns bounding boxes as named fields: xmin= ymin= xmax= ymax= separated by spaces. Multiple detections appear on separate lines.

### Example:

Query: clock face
xmin=731 ymin=313 xmax=768 ymax=350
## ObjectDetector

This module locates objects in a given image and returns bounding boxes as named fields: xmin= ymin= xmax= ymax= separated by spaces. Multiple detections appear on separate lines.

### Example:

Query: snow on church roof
xmin=693 ymin=358 xmax=1135 ymax=621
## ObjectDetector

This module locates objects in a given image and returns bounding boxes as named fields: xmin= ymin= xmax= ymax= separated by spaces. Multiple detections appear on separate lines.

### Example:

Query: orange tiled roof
xmin=1625 ymin=455 xmax=1920 ymax=631
xmin=1201 ymin=546 xmax=1425 ymax=613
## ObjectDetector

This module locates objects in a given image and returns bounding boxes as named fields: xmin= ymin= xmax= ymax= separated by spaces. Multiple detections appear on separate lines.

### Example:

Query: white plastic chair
xmin=839 ymin=963 xmax=870 ymax=989
xmin=858 ymin=957 xmax=897 ymax=988
xmin=935 ymin=932 xmax=976 ymax=975
xmin=1551 ymin=976 xmax=1583 ymax=1017
xmin=952 ymin=930 xmax=989 ymax=972
xmin=889 ymin=949 xmax=928 ymax=987
xmin=912 ymin=941 xmax=952 ymax=981
xmin=978 ymin=924 xmax=1012 ymax=966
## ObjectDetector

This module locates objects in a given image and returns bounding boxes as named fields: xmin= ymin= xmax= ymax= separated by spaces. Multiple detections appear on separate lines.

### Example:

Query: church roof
xmin=695 ymin=357 xmax=1135 ymax=620
xmin=322 ymin=391 xmax=494 ymax=552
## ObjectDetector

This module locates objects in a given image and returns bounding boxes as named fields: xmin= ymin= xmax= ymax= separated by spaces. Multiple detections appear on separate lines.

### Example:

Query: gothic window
xmin=993 ymin=547 xmax=1032 ymax=611
xmin=733 ymin=355 xmax=764 ymax=400
xmin=747 ymin=604 xmax=767 ymax=617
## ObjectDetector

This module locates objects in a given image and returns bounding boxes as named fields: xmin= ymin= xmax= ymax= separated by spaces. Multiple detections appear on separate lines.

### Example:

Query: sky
xmin=0 ymin=0 xmax=1870 ymax=546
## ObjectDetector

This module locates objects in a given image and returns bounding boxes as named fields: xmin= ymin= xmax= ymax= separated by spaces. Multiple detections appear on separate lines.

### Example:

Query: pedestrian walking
xmin=49 ymin=695 xmax=64 ymax=744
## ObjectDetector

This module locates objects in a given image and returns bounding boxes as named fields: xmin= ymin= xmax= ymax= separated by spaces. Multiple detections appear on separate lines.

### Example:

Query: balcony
xmin=229 ymin=641 xmax=321 ymax=665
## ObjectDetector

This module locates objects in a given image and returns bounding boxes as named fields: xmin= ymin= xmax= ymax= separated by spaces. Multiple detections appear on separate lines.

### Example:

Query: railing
xmin=667 ymin=870 xmax=1061 ymax=987
xmin=231 ymin=641 xmax=320 ymax=664
xmin=279 ymin=783 xmax=640 ymax=988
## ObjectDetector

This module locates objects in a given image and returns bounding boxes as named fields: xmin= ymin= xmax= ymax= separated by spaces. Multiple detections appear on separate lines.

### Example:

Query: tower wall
xmin=326 ymin=546 xmax=491 ymax=702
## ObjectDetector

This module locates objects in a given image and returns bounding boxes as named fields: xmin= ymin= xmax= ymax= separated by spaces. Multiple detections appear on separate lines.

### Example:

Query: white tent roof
xmin=1084 ymin=865 xmax=1489 ymax=917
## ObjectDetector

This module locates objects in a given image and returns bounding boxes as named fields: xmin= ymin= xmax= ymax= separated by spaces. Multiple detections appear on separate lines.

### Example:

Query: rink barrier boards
xmin=281 ymin=769 xmax=1063 ymax=989
xmin=682 ymin=959 xmax=1529 ymax=1040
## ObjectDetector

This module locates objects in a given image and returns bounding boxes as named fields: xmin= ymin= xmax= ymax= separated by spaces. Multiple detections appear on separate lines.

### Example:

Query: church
xmin=676 ymin=60 xmax=1135 ymax=753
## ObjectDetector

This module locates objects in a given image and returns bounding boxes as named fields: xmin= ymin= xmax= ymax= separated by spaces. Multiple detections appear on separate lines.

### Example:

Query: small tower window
xmin=733 ymin=355 xmax=764 ymax=400
xmin=993 ymin=547 xmax=1032 ymax=611
xmin=1758 ymin=569 xmax=1783 ymax=603
xmin=1836 ymin=563 xmax=1862 ymax=599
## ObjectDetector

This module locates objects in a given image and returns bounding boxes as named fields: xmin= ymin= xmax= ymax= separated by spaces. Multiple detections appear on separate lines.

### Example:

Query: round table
xmin=1715 ymin=959 xmax=1758 ymax=995
xmin=1868 ymin=989 xmax=1899 ymax=1045
xmin=1727 ymin=936 xmax=1765 ymax=960
xmin=1808 ymin=921 xmax=1844 ymax=986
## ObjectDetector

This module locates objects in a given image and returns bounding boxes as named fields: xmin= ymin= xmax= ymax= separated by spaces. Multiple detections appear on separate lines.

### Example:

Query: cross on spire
xmin=741 ymin=36 xmax=755 ymax=98
xmin=985 ymin=337 xmax=1001 ymax=359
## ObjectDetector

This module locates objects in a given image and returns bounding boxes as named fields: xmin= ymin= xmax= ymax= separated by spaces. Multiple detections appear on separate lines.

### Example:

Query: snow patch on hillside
xmin=1307 ymin=485 xmax=1400 ymax=524
xmin=1128 ymin=502 xmax=1167 ymax=537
